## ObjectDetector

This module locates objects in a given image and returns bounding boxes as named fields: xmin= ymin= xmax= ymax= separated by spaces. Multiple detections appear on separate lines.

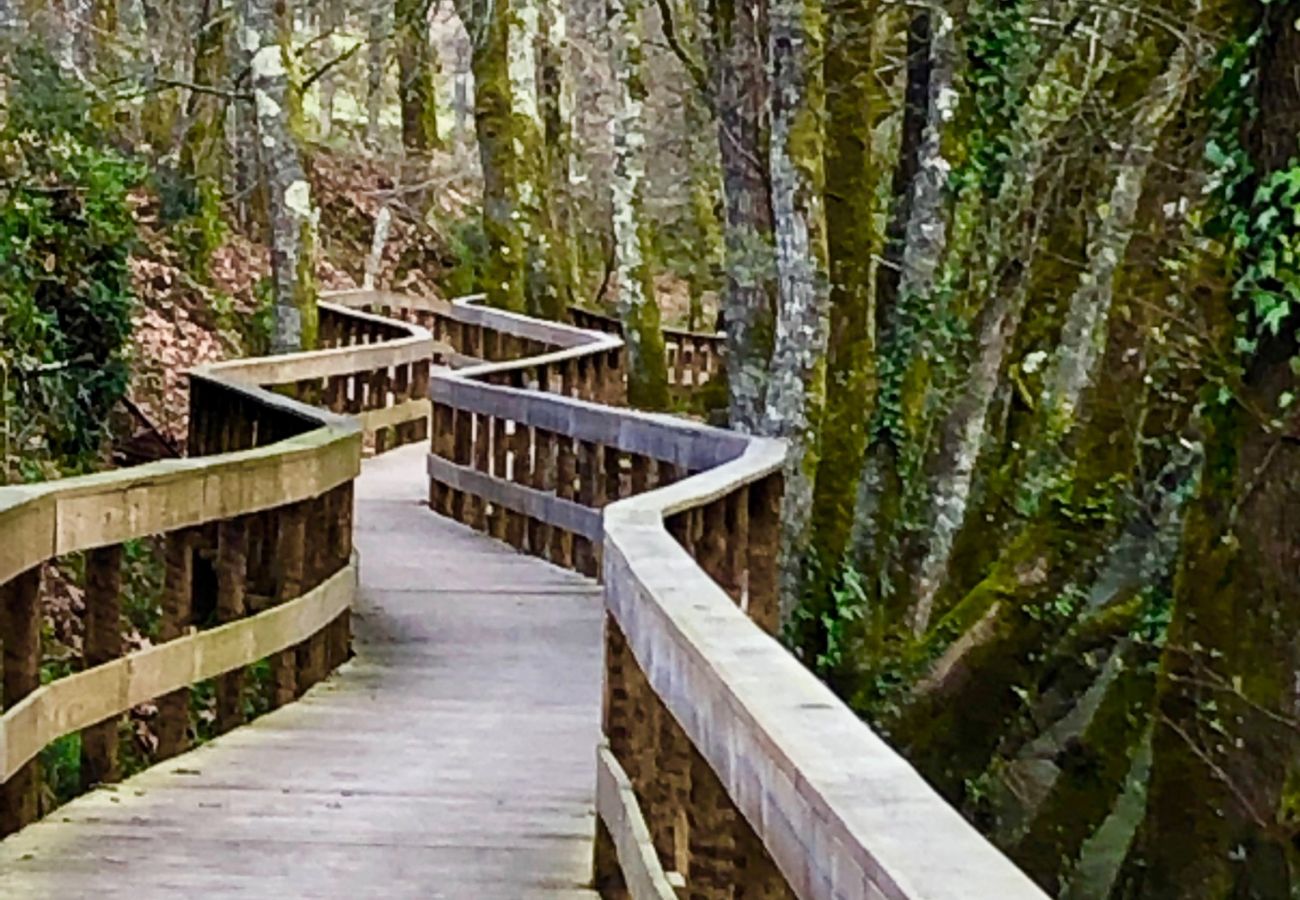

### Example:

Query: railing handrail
xmin=414 ymin=293 xmax=1048 ymax=899
xmin=0 ymin=301 xmax=434 ymax=809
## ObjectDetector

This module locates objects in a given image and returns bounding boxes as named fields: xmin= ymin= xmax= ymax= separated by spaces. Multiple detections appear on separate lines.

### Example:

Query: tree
xmin=244 ymin=0 xmax=319 ymax=351
xmin=608 ymin=0 xmax=670 ymax=408
xmin=395 ymin=0 xmax=441 ymax=153
xmin=762 ymin=0 xmax=831 ymax=617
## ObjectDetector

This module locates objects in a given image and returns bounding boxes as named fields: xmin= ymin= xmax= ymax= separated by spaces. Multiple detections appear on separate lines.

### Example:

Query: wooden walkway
xmin=0 ymin=443 xmax=603 ymax=899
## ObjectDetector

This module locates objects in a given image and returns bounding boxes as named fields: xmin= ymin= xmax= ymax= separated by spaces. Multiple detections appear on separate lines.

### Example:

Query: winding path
xmin=0 ymin=443 xmax=602 ymax=899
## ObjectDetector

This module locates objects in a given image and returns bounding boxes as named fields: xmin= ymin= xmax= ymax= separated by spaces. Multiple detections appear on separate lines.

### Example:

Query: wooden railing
xmin=569 ymin=305 xmax=724 ymax=403
xmin=0 ymin=300 xmax=433 ymax=835
xmin=399 ymin=294 xmax=1047 ymax=899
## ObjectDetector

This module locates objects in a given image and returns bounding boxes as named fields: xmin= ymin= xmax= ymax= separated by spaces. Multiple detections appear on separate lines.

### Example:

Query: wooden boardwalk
xmin=0 ymin=443 xmax=604 ymax=899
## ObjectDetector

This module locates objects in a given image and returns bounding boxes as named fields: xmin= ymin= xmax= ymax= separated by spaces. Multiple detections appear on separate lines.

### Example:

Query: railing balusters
xmin=1 ymin=567 xmax=41 ymax=835
xmin=82 ymin=544 xmax=124 ymax=789
xmin=216 ymin=517 xmax=250 ymax=734
xmin=157 ymin=528 xmax=197 ymax=759
xmin=271 ymin=502 xmax=306 ymax=708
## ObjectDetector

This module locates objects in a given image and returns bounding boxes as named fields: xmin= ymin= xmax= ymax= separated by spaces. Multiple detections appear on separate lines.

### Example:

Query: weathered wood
xmin=0 ymin=568 xmax=40 ymax=835
xmin=0 ymin=565 xmax=356 ymax=784
xmin=81 ymin=544 xmax=123 ymax=790
xmin=271 ymin=503 xmax=307 ymax=708
xmin=596 ymin=745 xmax=679 ymax=900
xmin=216 ymin=518 xmax=250 ymax=734
xmin=156 ymin=529 xmax=197 ymax=760
xmin=746 ymin=475 xmax=782 ymax=635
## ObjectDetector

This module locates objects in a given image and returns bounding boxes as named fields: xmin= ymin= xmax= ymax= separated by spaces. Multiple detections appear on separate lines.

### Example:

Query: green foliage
xmin=1202 ymin=15 xmax=1300 ymax=411
xmin=38 ymin=733 xmax=81 ymax=807
xmin=790 ymin=559 xmax=868 ymax=679
xmin=0 ymin=52 xmax=142 ymax=475
xmin=156 ymin=166 xmax=226 ymax=279
xmin=442 ymin=217 xmax=490 ymax=299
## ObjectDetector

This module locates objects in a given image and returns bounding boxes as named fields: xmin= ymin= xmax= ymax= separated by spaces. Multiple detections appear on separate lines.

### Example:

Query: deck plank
xmin=0 ymin=443 xmax=603 ymax=899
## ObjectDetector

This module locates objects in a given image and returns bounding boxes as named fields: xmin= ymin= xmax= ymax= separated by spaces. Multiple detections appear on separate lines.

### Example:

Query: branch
xmin=653 ymin=0 xmax=710 ymax=99
xmin=299 ymin=41 xmax=365 ymax=93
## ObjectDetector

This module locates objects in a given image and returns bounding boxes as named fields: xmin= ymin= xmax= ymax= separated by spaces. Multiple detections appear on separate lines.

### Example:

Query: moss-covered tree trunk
xmin=462 ymin=0 xmax=527 ymax=311
xmin=607 ymin=0 xmax=669 ymax=408
xmin=1118 ymin=8 xmax=1300 ymax=896
xmin=180 ymin=0 xmax=229 ymax=185
xmin=764 ymin=0 xmax=831 ymax=619
xmin=703 ymin=0 xmax=775 ymax=432
xmin=244 ymin=0 xmax=318 ymax=351
xmin=395 ymin=0 xmax=440 ymax=153
xmin=366 ymin=0 xmax=389 ymax=146
xmin=807 ymin=0 xmax=890 ymax=583
xmin=538 ymin=0 xmax=577 ymax=320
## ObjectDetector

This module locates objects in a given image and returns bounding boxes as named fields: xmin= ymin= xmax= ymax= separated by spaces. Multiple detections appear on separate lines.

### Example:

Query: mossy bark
xmin=608 ymin=0 xmax=669 ymax=409
xmin=703 ymin=0 xmax=775 ymax=431
xmin=1118 ymin=9 xmax=1300 ymax=895
xmin=807 ymin=0 xmax=891 ymax=580
xmin=764 ymin=0 xmax=832 ymax=620
xmin=396 ymin=0 xmax=441 ymax=153
xmin=463 ymin=0 xmax=527 ymax=312
xmin=244 ymin=0 xmax=318 ymax=351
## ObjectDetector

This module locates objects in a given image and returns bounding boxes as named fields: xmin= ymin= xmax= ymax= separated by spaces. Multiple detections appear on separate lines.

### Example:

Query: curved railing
xmin=0 ymin=299 xmax=434 ymax=834
xmin=0 ymin=284 xmax=1047 ymax=898
xmin=568 ymin=305 xmax=724 ymax=403
xmin=338 ymin=290 xmax=1048 ymax=899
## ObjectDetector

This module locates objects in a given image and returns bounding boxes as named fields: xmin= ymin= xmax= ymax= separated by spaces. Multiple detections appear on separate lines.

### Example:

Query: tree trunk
xmin=608 ymin=0 xmax=670 ymax=408
xmin=704 ymin=0 xmax=775 ymax=432
xmin=463 ymin=0 xmax=527 ymax=310
xmin=366 ymin=0 xmax=390 ymax=146
xmin=396 ymin=0 xmax=440 ymax=153
xmin=764 ymin=0 xmax=831 ymax=620
xmin=1119 ymin=9 xmax=1300 ymax=896
xmin=244 ymin=0 xmax=318 ymax=351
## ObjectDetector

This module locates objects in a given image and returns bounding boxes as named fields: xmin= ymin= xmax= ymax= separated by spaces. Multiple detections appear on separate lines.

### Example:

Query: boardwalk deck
xmin=0 ymin=443 xmax=604 ymax=899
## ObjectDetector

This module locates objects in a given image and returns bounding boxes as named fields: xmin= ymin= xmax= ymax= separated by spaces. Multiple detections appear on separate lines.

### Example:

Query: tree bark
xmin=244 ymin=0 xmax=319 ymax=351
xmin=703 ymin=0 xmax=775 ymax=432
xmin=608 ymin=0 xmax=669 ymax=408
xmin=763 ymin=0 xmax=831 ymax=620
xmin=396 ymin=0 xmax=440 ymax=153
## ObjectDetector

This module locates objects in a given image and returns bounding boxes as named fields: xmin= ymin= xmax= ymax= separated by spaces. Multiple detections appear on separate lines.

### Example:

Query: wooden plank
xmin=426 ymin=452 xmax=602 ymax=541
xmin=596 ymin=745 xmax=680 ymax=900
xmin=0 ymin=564 xmax=356 ymax=782
xmin=0 ymin=445 xmax=600 ymax=899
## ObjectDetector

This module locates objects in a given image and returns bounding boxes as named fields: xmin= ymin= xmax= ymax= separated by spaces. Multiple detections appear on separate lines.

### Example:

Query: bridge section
xmin=0 ymin=289 xmax=1049 ymax=900
xmin=0 ymin=443 xmax=602 ymax=898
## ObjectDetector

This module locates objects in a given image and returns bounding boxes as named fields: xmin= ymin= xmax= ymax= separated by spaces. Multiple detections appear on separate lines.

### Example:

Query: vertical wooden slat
xmin=507 ymin=422 xmax=530 ymax=549
xmin=490 ymin=417 xmax=509 ymax=541
xmin=471 ymin=413 xmax=491 ymax=531
xmin=215 ymin=517 xmax=249 ymax=734
xmin=156 ymin=529 xmax=196 ymax=760
xmin=296 ymin=493 xmax=331 ymax=693
xmin=724 ymin=487 xmax=750 ymax=604
xmin=81 ymin=544 xmax=123 ymax=789
xmin=531 ymin=428 xmax=556 ymax=556
xmin=687 ymin=745 xmax=738 ymax=899
xmin=1 ymin=568 xmax=41 ymax=834
xmin=271 ymin=502 xmax=306 ymax=708
xmin=747 ymin=474 xmax=783 ymax=634
xmin=327 ymin=483 xmax=354 ymax=669
xmin=553 ymin=436 xmax=577 ymax=569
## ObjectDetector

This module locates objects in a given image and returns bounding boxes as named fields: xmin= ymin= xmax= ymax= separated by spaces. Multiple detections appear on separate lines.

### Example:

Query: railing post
xmin=216 ymin=517 xmax=249 ymax=734
xmin=1 ymin=568 xmax=41 ymax=834
xmin=687 ymin=744 xmax=737 ymax=899
xmin=271 ymin=502 xmax=306 ymax=708
xmin=82 ymin=544 xmax=123 ymax=790
xmin=157 ymin=528 xmax=197 ymax=759
xmin=296 ymin=492 xmax=331 ymax=692
xmin=327 ymin=482 xmax=354 ymax=669
xmin=747 ymin=474 xmax=783 ymax=635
